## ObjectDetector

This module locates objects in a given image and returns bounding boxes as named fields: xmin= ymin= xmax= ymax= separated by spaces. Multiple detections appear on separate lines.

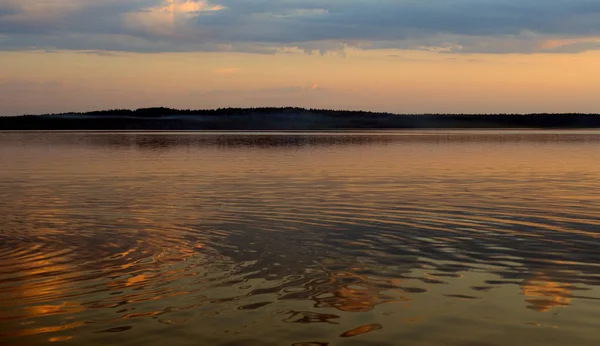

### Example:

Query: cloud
xmin=0 ymin=79 xmax=74 ymax=92
xmin=197 ymin=84 xmax=326 ymax=99
xmin=2 ymin=1 xmax=600 ymax=54
xmin=0 ymin=4 xmax=19 ymax=17
xmin=214 ymin=67 xmax=240 ymax=74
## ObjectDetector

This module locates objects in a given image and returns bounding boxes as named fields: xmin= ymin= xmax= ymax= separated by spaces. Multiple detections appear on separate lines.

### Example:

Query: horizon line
xmin=6 ymin=106 xmax=600 ymax=118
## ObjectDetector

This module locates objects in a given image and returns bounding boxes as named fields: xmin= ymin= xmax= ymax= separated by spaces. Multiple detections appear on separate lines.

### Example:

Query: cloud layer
xmin=2 ymin=0 xmax=600 ymax=54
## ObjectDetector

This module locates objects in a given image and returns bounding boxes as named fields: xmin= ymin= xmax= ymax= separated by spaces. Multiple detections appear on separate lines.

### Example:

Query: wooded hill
xmin=2 ymin=107 xmax=600 ymax=130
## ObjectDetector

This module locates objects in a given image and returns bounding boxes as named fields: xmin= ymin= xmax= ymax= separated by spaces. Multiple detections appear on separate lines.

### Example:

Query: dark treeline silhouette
xmin=2 ymin=107 xmax=600 ymax=130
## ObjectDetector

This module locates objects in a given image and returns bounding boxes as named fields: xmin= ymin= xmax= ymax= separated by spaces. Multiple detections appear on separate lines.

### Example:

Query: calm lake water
xmin=1 ymin=131 xmax=600 ymax=346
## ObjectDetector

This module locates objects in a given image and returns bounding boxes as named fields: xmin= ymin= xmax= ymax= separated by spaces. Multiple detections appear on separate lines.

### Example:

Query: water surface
xmin=1 ymin=131 xmax=600 ymax=345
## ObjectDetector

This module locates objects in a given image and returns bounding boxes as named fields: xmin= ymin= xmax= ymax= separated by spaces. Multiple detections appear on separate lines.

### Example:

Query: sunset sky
xmin=1 ymin=0 xmax=600 ymax=116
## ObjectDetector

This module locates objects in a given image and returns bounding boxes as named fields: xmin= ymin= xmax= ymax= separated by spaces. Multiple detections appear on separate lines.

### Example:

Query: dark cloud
xmin=198 ymin=0 xmax=600 ymax=47
xmin=1 ymin=0 xmax=600 ymax=54
xmin=0 ymin=4 xmax=18 ymax=17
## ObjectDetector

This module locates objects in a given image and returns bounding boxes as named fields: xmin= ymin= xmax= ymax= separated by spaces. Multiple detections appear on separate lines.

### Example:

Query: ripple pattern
xmin=1 ymin=131 xmax=600 ymax=346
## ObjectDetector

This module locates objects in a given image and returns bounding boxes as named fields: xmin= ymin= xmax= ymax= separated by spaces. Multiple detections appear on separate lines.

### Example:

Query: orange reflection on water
xmin=339 ymin=323 xmax=383 ymax=338
xmin=311 ymin=268 xmax=409 ymax=313
xmin=0 ymin=253 xmax=73 ymax=311
xmin=24 ymin=302 xmax=84 ymax=318
xmin=2 ymin=132 xmax=600 ymax=345
xmin=1 ymin=321 xmax=84 ymax=338
xmin=126 ymin=274 xmax=147 ymax=287
xmin=329 ymin=285 xmax=382 ymax=312
xmin=49 ymin=336 xmax=73 ymax=342
xmin=521 ymin=274 xmax=572 ymax=312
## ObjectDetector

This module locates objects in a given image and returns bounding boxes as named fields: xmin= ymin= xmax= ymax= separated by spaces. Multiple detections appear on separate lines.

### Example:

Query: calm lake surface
xmin=1 ymin=131 xmax=600 ymax=346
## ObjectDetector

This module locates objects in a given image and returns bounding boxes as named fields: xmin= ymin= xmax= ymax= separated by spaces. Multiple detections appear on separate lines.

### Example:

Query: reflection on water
xmin=1 ymin=131 xmax=600 ymax=345
xmin=521 ymin=275 xmax=572 ymax=312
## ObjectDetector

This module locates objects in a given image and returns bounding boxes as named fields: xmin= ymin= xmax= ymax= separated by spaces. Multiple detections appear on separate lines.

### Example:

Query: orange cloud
xmin=538 ymin=37 xmax=600 ymax=50
xmin=124 ymin=0 xmax=224 ymax=36
xmin=214 ymin=67 xmax=240 ymax=74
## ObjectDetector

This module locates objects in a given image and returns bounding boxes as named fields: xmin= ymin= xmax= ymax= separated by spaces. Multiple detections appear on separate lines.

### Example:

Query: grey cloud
xmin=200 ymin=0 xmax=600 ymax=41
xmin=1 ymin=0 xmax=600 ymax=54
xmin=0 ymin=1 xmax=158 ymax=35
xmin=0 ymin=33 xmax=227 ymax=53
xmin=543 ymin=40 xmax=600 ymax=54
xmin=0 ymin=5 xmax=18 ymax=17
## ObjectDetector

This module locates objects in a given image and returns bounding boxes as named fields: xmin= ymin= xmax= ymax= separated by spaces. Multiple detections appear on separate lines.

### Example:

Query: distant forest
xmin=2 ymin=107 xmax=600 ymax=130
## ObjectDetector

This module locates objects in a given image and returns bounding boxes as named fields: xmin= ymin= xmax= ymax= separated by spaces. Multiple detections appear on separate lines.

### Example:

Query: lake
xmin=1 ymin=131 xmax=600 ymax=346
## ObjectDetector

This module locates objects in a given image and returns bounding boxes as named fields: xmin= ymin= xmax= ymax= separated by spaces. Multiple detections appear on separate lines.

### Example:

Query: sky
xmin=1 ymin=0 xmax=600 ymax=116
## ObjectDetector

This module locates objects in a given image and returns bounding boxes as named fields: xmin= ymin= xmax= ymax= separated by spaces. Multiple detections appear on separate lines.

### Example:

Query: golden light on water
xmin=522 ymin=275 xmax=572 ymax=313
xmin=1 ymin=132 xmax=600 ymax=344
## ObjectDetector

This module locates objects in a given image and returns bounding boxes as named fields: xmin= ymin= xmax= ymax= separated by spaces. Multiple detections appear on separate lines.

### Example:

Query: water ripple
xmin=1 ymin=131 xmax=600 ymax=345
